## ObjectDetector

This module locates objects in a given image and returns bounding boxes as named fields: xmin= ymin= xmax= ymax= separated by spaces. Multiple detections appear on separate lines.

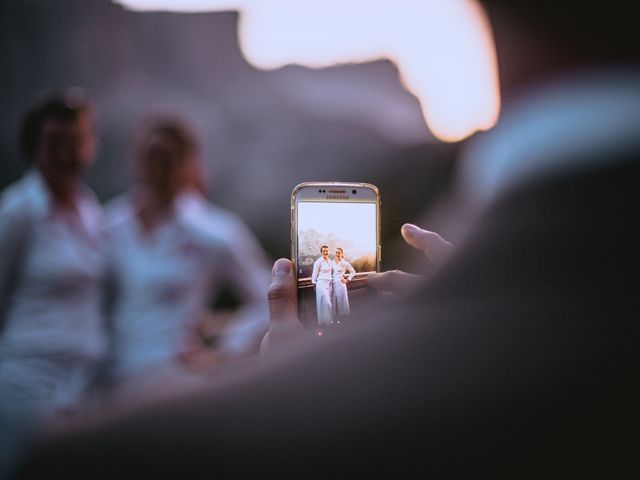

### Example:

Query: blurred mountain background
xmin=0 ymin=0 xmax=464 ymax=271
xmin=297 ymin=227 xmax=376 ymax=278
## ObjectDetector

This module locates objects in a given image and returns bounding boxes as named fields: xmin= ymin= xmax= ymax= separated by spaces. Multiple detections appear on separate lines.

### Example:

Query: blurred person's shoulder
xmin=176 ymin=189 xmax=260 ymax=248
xmin=177 ymin=189 xmax=257 ymax=245
xmin=174 ymin=190 xmax=232 ymax=256
xmin=102 ymin=191 xmax=137 ymax=232
xmin=459 ymin=67 xmax=640 ymax=215
xmin=0 ymin=169 xmax=49 ymax=222
xmin=177 ymin=192 xmax=270 ymax=271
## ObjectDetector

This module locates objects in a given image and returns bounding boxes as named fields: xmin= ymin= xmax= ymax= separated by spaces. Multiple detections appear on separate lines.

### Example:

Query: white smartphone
xmin=291 ymin=182 xmax=381 ymax=333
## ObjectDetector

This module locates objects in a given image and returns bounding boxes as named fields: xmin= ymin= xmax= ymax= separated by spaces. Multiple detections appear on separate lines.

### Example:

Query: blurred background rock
xmin=0 ymin=0 xmax=463 ymax=272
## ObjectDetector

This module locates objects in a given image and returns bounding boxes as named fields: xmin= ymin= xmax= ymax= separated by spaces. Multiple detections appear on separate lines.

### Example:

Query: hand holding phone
xmin=291 ymin=182 xmax=381 ymax=332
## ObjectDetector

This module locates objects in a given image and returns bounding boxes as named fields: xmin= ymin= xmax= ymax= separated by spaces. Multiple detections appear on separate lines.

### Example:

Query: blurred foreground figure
xmin=0 ymin=88 xmax=106 ymax=477
xmin=102 ymin=114 xmax=270 ymax=396
xmin=15 ymin=1 xmax=639 ymax=477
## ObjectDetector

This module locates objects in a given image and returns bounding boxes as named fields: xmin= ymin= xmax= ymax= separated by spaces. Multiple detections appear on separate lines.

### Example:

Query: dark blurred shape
xmin=480 ymin=1 xmax=640 ymax=95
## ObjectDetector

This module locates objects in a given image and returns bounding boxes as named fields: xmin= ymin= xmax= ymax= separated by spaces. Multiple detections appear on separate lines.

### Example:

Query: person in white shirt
xmin=310 ymin=245 xmax=333 ymax=325
xmin=104 ymin=114 xmax=270 ymax=394
xmin=0 ymin=88 xmax=106 ymax=475
xmin=330 ymin=247 xmax=356 ymax=318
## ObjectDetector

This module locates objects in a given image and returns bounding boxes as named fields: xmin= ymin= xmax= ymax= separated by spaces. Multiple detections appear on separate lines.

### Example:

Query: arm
xmin=345 ymin=261 xmax=356 ymax=282
xmin=207 ymin=238 xmax=270 ymax=359
xmin=0 ymin=203 xmax=32 ymax=326
xmin=311 ymin=259 xmax=319 ymax=285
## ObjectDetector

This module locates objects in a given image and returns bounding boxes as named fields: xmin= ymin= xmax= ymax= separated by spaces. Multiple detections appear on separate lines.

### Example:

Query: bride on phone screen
xmin=331 ymin=247 xmax=355 ymax=317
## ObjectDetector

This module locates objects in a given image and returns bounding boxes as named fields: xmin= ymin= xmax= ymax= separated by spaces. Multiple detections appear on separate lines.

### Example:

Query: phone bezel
xmin=291 ymin=181 xmax=381 ymax=271
xmin=291 ymin=182 xmax=382 ymax=324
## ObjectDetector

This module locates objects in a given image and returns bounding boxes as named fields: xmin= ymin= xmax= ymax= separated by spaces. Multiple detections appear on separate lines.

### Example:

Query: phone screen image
xmin=293 ymin=185 xmax=380 ymax=331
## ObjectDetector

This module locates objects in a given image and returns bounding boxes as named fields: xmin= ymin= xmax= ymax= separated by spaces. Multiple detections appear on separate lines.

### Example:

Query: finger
xmin=401 ymin=223 xmax=455 ymax=267
xmin=367 ymin=270 xmax=425 ymax=297
xmin=267 ymin=258 xmax=298 ymax=323
xmin=264 ymin=259 xmax=304 ymax=355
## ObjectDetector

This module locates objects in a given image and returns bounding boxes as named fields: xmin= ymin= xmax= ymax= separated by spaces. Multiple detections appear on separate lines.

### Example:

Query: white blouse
xmin=104 ymin=189 xmax=269 ymax=377
xmin=0 ymin=170 xmax=106 ymax=360
xmin=331 ymin=259 xmax=355 ymax=282
xmin=311 ymin=257 xmax=333 ymax=283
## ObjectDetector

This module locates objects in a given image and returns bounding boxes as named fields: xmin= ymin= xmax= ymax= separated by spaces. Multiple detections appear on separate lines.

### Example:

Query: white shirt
xmin=311 ymin=257 xmax=333 ymax=283
xmin=0 ymin=170 xmax=106 ymax=359
xmin=105 ymin=189 xmax=269 ymax=377
xmin=331 ymin=259 xmax=355 ymax=282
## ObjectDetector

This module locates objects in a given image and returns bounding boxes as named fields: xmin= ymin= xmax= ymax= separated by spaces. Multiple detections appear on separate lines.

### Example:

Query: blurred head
xmin=132 ymin=114 xmax=202 ymax=204
xmin=20 ymin=87 xmax=96 ymax=182
xmin=479 ymin=1 xmax=640 ymax=94
xmin=335 ymin=247 xmax=344 ymax=260
xmin=320 ymin=245 xmax=329 ymax=257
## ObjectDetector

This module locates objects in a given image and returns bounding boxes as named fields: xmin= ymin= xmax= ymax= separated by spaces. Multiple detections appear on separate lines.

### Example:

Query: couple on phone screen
xmin=311 ymin=245 xmax=356 ymax=325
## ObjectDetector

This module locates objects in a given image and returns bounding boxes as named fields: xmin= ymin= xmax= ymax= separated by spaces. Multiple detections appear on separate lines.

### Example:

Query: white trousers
xmin=315 ymin=279 xmax=333 ymax=325
xmin=332 ymin=279 xmax=351 ymax=316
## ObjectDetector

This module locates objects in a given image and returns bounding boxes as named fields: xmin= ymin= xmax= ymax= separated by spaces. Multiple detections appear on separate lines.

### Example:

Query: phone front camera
xmin=352 ymin=189 xmax=357 ymax=195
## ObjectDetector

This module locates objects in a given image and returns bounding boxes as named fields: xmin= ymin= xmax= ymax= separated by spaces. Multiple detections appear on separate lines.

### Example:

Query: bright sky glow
xmin=114 ymin=0 xmax=500 ymax=142
xmin=298 ymin=202 xmax=376 ymax=253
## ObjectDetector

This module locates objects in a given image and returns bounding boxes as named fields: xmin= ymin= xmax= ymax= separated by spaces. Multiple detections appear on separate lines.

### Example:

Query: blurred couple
xmin=310 ymin=245 xmax=356 ymax=325
xmin=0 ymin=91 xmax=272 ymax=474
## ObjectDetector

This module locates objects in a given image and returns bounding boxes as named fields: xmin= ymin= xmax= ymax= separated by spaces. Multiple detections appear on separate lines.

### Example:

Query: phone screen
xmin=292 ymin=183 xmax=380 ymax=331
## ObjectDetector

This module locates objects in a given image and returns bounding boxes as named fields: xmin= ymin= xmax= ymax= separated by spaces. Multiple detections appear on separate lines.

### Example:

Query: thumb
xmin=401 ymin=223 xmax=455 ymax=268
xmin=267 ymin=259 xmax=298 ymax=323
xmin=262 ymin=258 xmax=304 ymax=354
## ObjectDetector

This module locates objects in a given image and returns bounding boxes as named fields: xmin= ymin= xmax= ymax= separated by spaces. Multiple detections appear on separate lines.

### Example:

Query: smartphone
xmin=291 ymin=182 xmax=381 ymax=333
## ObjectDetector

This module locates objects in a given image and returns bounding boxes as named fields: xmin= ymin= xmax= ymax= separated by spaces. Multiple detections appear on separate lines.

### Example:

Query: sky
xmin=113 ymin=0 xmax=500 ymax=143
xmin=297 ymin=201 xmax=377 ymax=253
